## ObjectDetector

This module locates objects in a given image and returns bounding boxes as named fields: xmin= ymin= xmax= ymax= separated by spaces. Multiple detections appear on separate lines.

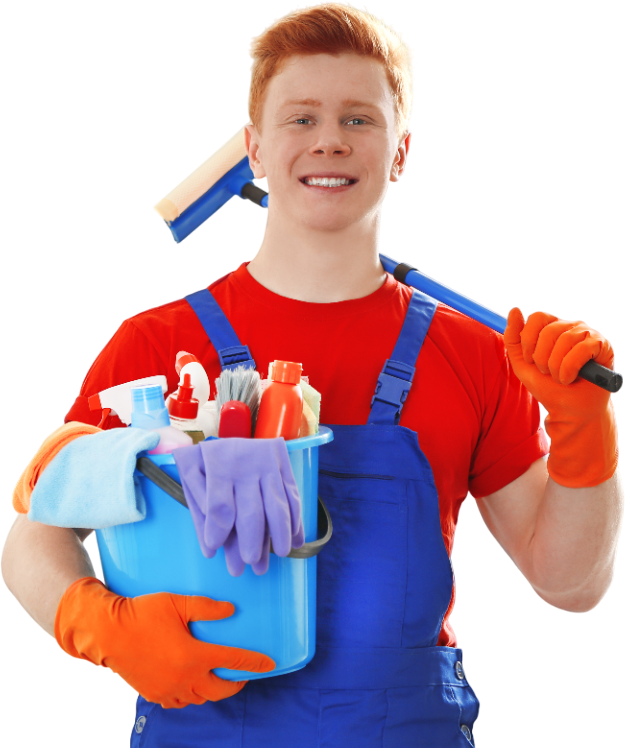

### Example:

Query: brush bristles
xmin=215 ymin=366 xmax=262 ymax=431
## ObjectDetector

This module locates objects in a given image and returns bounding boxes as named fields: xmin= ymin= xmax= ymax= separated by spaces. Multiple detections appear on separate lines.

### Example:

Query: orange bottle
xmin=254 ymin=361 xmax=304 ymax=440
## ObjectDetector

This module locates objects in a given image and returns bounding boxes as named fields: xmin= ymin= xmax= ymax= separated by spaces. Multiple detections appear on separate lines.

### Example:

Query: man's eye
xmin=295 ymin=117 xmax=367 ymax=125
xmin=294 ymin=118 xmax=312 ymax=125
xmin=346 ymin=118 xmax=367 ymax=126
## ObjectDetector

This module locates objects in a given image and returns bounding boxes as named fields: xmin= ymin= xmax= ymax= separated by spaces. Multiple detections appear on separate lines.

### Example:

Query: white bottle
xmin=176 ymin=351 xmax=210 ymax=407
xmin=167 ymin=352 xmax=217 ymax=438
xmin=197 ymin=400 xmax=219 ymax=438
xmin=167 ymin=374 xmax=205 ymax=444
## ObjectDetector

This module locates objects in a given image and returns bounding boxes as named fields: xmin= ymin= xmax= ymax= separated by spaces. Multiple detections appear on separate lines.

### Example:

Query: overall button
xmin=135 ymin=716 xmax=147 ymax=734
xmin=461 ymin=724 xmax=472 ymax=741
xmin=455 ymin=660 xmax=465 ymax=680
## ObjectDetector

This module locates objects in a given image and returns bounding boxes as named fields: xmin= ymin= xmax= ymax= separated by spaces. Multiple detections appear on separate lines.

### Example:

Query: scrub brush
xmin=215 ymin=365 xmax=262 ymax=433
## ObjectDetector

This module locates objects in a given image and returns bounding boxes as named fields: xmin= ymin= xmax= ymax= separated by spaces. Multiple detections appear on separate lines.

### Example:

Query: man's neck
xmin=247 ymin=244 xmax=387 ymax=304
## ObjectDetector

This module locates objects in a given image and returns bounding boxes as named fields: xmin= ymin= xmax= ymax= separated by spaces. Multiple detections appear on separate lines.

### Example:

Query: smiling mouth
xmin=301 ymin=176 xmax=357 ymax=187
xmin=299 ymin=177 xmax=358 ymax=192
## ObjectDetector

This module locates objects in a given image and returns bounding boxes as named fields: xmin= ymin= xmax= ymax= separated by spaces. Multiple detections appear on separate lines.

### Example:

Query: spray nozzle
xmin=169 ymin=373 xmax=199 ymax=419
xmin=175 ymin=351 xmax=199 ymax=376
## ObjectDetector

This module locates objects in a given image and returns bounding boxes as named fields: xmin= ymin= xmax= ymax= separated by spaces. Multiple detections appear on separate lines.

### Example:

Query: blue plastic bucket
xmin=95 ymin=426 xmax=333 ymax=681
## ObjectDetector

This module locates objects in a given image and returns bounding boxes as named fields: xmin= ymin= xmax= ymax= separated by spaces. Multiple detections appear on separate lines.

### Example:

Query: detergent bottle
xmin=167 ymin=374 xmax=204 ymax=444
xmin=254 ymin=361 xmax=304 ymax=440
xmin=168 ymin=351 xmax=217 ymax=438
xmin=130 ymin=384 xmax=192 ymax=454
xmin=176 ymin=351 xmax=210 ymax=406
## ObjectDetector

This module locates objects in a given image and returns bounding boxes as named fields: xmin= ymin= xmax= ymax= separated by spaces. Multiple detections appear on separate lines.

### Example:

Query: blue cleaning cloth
xmin=28 ymin=428 xmax=160 ymax=528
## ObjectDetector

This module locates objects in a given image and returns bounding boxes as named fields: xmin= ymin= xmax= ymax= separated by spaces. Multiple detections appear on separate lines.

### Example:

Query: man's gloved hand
xmin=174 ymin=438 xmax=305 ymax=577
xmin=504 ymin=308 xmax=618 ymax=487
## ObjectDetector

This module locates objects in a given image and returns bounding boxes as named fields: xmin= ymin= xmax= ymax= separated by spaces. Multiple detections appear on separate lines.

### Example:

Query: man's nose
xmin=309 ymin=125 xmax=351 ymax=156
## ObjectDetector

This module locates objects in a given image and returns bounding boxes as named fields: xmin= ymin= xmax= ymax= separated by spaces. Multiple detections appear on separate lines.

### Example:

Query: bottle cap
xmin=169 ymin=373 xmax=199 ymax=419
xmin=131 ymin=385 xmax=171 ymax=429
xmin=175 ymin=351 xmax=199 ymax=376
xmin=270 ymin=361 xmax=303 ymax=385
xmin=218 ymin=400 xmax=252 ymax=438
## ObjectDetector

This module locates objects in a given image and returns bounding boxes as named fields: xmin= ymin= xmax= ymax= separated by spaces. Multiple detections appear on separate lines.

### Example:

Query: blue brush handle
xmin=159 ymin=174 xmax=619 ymax=392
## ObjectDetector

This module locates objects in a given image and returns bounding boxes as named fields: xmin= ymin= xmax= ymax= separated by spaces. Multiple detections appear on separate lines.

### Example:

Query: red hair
xmin=249 ymin=3 xmax=412 ymax=137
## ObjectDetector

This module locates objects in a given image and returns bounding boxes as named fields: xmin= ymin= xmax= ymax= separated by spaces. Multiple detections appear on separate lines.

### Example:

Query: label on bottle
xmin=184 ymin=430 xmax=205 ymax=444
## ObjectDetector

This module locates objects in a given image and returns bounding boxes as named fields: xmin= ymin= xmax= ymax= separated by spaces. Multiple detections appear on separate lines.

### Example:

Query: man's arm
xmin=476 ymin=459 xmax=622 ymax=611
xmin=2 ymin=515 xmax=95 ymax=636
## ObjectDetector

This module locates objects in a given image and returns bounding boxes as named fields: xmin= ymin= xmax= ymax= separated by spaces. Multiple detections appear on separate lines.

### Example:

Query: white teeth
xmin=305 ymin=177 xmax=351 ymax=187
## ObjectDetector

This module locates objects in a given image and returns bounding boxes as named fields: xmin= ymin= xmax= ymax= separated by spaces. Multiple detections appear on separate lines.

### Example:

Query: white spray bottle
xmin=89 ymin=375 xmax=168 ymax=427
xmin=167 ymin=351 xmax=218 ymax=438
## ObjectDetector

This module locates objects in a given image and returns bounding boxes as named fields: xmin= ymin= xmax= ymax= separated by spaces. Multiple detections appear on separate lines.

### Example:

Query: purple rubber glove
xmin=173 ymin=438 xmax=305 ymax=576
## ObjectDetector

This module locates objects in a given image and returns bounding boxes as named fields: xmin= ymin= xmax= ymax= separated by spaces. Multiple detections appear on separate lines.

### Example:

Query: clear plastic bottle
xmin=168 ymin=374 xmax=205 ymax=444
xmin=254 ymin=361 xmax=304 ymax=440
xmin=130 ymin=384 xmax=193 ymax=454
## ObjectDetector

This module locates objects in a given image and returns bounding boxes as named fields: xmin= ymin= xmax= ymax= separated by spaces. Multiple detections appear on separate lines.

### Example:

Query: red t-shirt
xmin=66 ymin=263 xmax=548 ymax=646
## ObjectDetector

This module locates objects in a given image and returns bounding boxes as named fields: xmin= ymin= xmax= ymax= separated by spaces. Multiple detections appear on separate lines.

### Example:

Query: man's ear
xmin=390 ymin=130 xmax=412 ymax=183
xmin=245 ymin=124 xmax=267 ymax=179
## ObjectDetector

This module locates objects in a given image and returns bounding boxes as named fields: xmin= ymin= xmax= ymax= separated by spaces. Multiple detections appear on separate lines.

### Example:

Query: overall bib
xmin=131 ymin=288 xmax=480 ymax=748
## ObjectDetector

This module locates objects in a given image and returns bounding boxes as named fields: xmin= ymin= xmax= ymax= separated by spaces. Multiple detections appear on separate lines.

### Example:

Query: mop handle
xmin=380 ymin=254 xmax=622 ymax=394
xmin=152 ymin=149 xmax=619 ymax=393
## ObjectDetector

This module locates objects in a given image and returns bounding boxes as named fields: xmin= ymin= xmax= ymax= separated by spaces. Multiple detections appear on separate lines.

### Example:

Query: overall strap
xmin=185 ymin=289 xmax=256 ymax=370
xmin=368 ymin=290 xmax=437 ymax=426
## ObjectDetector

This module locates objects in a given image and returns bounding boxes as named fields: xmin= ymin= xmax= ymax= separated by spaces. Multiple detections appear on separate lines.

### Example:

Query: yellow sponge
xmin=299 ymin=399 xmax=317 ymax=437
xmin=300 ymin=380 xmax=321 ymax=431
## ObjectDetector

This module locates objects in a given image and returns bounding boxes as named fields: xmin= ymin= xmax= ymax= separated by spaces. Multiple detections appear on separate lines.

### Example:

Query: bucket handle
xmin=136 ymin=457 xmax=333 ymax=559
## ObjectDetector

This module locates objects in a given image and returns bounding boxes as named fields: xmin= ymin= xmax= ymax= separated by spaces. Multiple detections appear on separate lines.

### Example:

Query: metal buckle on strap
xmin=370 ymin=359 xmax=416 ymax=417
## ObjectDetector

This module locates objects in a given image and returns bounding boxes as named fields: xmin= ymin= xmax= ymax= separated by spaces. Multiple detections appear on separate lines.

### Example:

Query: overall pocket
xmin=316 ymin=470 xmax=408 ymax=648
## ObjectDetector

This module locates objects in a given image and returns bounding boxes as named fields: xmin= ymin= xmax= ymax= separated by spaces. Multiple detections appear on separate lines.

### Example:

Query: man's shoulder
xmin=430 ymin=301 xmax=503 ymax=350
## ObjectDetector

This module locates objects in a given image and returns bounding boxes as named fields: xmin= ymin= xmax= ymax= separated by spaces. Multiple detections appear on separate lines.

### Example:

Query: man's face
xmin=246 ymin=53 xmax=409 ymax=234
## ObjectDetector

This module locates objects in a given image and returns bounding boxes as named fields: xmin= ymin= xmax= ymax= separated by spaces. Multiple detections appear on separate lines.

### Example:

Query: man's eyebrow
xmin=280 ymin=98 xmax=383 ymax=112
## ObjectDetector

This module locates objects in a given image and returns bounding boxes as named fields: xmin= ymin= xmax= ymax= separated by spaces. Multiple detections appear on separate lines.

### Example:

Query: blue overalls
xmin=131 ymin=287 xmax=480 ymax=747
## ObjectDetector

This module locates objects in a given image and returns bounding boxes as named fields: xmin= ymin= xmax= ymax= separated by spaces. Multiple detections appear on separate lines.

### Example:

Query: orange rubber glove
xmin=55 ymin=577 xmax=275 ymax=708
xmin=504 ymin=308 xmax=618 ymax=488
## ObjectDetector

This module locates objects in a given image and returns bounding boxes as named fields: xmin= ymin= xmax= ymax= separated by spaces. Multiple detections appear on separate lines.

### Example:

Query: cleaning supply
xmin=131 ymin=385 xmax=192 ymax=454
xmin=175 ymin=351 xmax=211 ymax=407
xmin=170 ymin=351 xmax=215 ymax=437
xmin=218 ymin=401 xmax=252 ymax=438
xmin=267 ymin=363 xmax=321 ymax=433
xmin=88 ymin=375 xmax=168 ymax=426
xmin=300 ymin=380 xmax=321 ymax=432
xmin=167 ymin=374 xmax=204 ymax=443
xmin=27 ymin=427 xmax=159 ymax=528
xmin=54 ymin=577 xmax=275 ymax=708
xmin=199 ymin=399 xmax=219 ymax=437
xmin=299 ymin=399 xmax=317 ymax=438
xmin=96 ymin=282 xmax=335 ymax=681
xmin=173 ymin=437 xmax=305 ymax=576
xmin=151 ymin=126 xmax=618 ymax=393
xmin=215 ymin=364 xmax=262 ymax=433
xmin=12 ymin=422 xmax=102 ymax=514
xmin=255 ymin=361 xmax=304 ymax=440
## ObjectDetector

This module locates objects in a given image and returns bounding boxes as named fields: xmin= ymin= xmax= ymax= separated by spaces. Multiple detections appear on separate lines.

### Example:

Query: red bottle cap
xmin=271 ymin=361 xmax=302 ymax=385
xmin=168 ymin=373 xmax=199 ymax=419
xmin=219 ymin=401 xmax=252 ymax=438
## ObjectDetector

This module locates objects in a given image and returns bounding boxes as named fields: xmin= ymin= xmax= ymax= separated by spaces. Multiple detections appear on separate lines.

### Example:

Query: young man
xmin=3 ymin=4 xmax=621 ymax=746
xmin=240 ymin=54 xmax=412 ymax=304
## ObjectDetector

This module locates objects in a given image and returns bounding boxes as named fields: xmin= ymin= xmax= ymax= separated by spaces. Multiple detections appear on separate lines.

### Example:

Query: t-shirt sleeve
xmin=64 ymin=319 xmax=170 ymax=428
xmin=468 ymin=344 xmax=550 ymax=499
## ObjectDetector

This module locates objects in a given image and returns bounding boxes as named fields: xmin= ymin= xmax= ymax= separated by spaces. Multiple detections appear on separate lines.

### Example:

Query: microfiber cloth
xmin=13 ymin=422 xmax=101 ymax=514
xmin=28 ymin=428 xmax=160 ymax=528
